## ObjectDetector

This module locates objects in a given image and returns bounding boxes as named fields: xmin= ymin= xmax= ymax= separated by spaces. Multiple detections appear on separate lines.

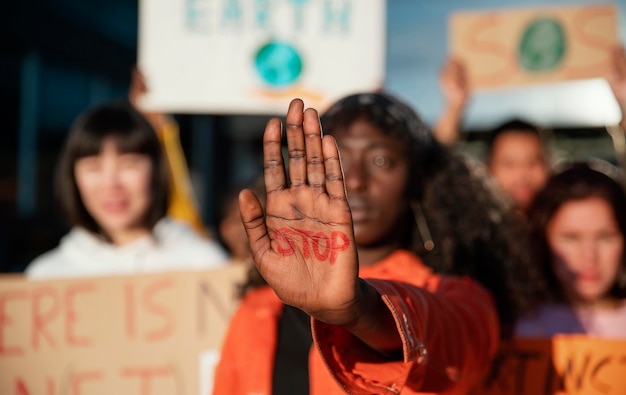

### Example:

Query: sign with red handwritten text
xmin=450 ymin=4 xmax=618 ymax=89
xmin=478 ymin=336 xmax=626 ymax=395
xmin=138 ymin=0 xmax=385 ymax=114
xmin=0 ymin=266 xmax=245 ymax=395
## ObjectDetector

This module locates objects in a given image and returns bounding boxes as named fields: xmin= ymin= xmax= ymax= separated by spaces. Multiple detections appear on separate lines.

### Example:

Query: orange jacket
xmin=213 ymin=250 xmax=499 ymax=395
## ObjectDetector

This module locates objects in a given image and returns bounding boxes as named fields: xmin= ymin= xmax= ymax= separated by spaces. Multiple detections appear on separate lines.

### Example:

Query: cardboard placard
xmin=0 ymin=265 xmax=246 ymax=395
xmin=480 ymin=336 xmax=626 ymax=395
xmin=450 ymin=4 xmax=618 ymax=89
xmin=138 ymin=0 xmax=386 ymax=114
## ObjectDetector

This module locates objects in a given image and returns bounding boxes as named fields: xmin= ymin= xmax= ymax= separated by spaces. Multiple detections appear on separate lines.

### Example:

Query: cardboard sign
xmin=0 ymin=266 xmax=246 ymax=395
xmin=450 ymin=4 xmax=618 ymax=89
xmin=138 ymin=0 xmax=386 ymax=114
xmin=479 ymin=336 xmax=626 ymax=395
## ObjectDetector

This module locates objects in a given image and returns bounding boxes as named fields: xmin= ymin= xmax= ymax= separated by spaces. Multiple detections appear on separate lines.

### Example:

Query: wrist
xmin=342 ymin=279 xmax=403 ymax=356
xmin=342 ymin=279 xmax=386 ymax=332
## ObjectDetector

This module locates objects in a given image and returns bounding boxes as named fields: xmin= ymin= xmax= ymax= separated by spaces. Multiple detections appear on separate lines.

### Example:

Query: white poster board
xmin=138 ymin=0 xmax=386 ymax=114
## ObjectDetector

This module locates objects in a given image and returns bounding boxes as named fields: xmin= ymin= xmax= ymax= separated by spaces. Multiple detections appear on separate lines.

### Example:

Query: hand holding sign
xmin=128 ymin=68 xmax=171 ymax=133
xmin=239 ymin=99 xmax=361 ymax=327
xmin=439 ymin=58 xmax=469 ymax=110
xmin=435 ymin=58 xmax=469 ymax=145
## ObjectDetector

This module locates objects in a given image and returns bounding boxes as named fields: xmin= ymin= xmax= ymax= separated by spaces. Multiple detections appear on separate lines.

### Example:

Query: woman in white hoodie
xmin=27 ymin=101 xmax=228 ymax=279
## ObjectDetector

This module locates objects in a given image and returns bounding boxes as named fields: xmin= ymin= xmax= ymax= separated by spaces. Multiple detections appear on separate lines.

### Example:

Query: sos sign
xmin=450 ymin=4 xmax=618 ymax=89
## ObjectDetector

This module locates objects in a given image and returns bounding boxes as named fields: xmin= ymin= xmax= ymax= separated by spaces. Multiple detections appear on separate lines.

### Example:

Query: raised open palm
xmin=239 ymin=99 xmax=360 ymax=326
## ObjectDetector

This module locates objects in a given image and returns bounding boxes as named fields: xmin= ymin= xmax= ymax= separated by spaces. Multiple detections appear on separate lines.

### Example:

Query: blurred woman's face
xmin=74 ymin=137 xmax=153 ymax=241
xmin=547 ymin=197 xmax=624 ymax=305
xmin=334 ymin=118 xmax=409 ymax=247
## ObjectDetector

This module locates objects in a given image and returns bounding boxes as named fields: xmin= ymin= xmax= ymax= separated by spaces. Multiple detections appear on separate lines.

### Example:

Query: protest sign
xmin=0 ymin=265 xmax=245 ymax=395
xmin=480 ymin=335 xmax=626 ymax=395
xmin=450 ymin=4 xmax=618 ymax=89
xmin=138 ymin=0 xmax=386 ymax=114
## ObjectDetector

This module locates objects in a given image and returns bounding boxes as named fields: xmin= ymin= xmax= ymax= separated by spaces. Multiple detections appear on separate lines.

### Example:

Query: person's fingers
xmin=238 ymin=189 xmax=270 ymax=265
xmin=446 ymin=60 xmax=463 ymax=86
xmin=263 ymin=117 xmax=286 ymax=195
xmin=322 ymin=135 xmax=347 ymax=202
xmin=303 ymin=108 xmax=325 ymax=191
xmin=285 ymin=99 xmax=307 ymax=187
xmin=440 ymin=59 xmax=468 ymax=96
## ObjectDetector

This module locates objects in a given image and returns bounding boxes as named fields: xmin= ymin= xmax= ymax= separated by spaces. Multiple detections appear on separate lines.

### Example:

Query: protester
xmin=516 ymin=163 xmax=626 ymax=338
xmin=26 ymin=101 xmax=228 ymax=279
xmin=214 ymin=94 xmax=544 ymax=394
xmin=486 ymin=119 xmax=550 ymax=214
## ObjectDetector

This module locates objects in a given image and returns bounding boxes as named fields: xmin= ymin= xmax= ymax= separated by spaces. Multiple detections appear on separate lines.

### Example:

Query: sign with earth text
xmin=138 ymin=0 xmax=386 ymax=114
xmin=450 ymin=4 xmax=618 ymax=89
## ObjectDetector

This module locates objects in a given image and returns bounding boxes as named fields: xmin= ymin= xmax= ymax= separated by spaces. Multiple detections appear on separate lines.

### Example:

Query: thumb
xmin=239 ymin=189 xmax=270 ymax=261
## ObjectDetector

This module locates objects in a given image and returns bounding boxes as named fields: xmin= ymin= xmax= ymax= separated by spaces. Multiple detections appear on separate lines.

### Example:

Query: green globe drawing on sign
xmin=518 ymin=18 xmax=566 ymax=72
xmin=254 ymin=41 xmax=303 ymax=87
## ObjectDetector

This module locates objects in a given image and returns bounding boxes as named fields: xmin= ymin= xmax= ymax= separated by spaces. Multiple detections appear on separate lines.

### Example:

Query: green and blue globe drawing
xmin=518 ymin=17 xmax=567 ymax=73
xmin=254 ymin=41 xmax=303 ymax=87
